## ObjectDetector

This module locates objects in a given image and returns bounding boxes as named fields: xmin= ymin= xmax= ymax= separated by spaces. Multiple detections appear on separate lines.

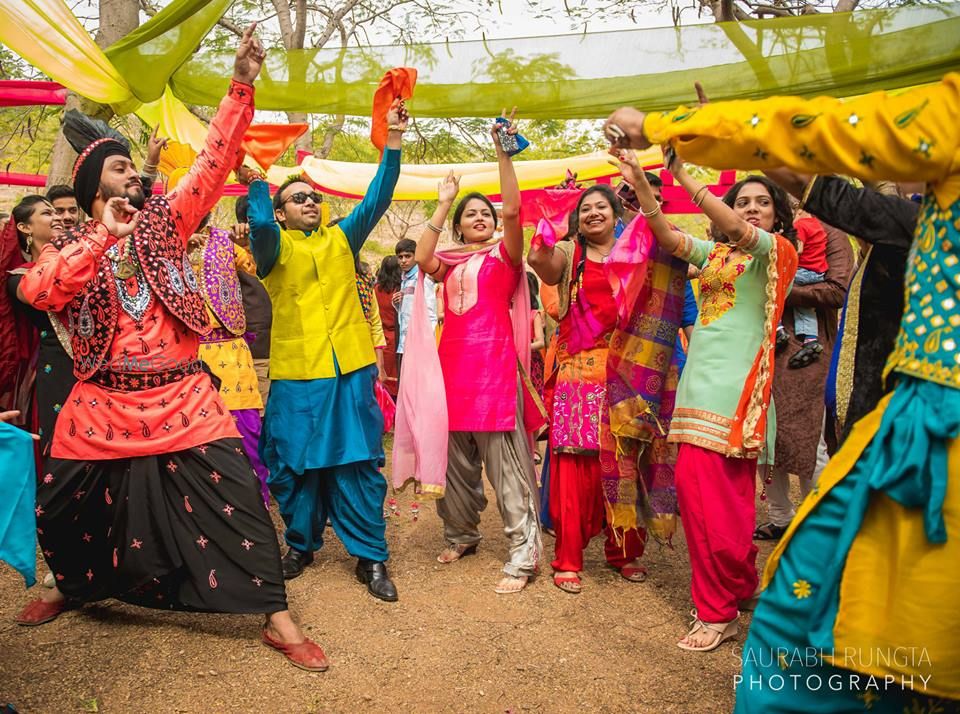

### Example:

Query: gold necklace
xmin=113 ymin=236 xmax=137 ymax=279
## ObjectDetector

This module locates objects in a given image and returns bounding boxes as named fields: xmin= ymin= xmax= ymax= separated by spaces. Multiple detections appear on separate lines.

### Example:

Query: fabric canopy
xmin=0 ymin=80 xmax=67 ymax=107
xmin=1 ymin=0 xmax=958 ymax=119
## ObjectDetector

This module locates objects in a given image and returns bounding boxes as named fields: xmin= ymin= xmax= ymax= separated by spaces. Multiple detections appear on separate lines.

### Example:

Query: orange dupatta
xmin=727 ymin=234 xmax=799 ymax=457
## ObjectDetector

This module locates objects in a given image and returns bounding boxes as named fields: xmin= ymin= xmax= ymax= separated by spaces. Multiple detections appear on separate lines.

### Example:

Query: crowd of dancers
xmin=0 ymin=22 xmax=957 ymax=712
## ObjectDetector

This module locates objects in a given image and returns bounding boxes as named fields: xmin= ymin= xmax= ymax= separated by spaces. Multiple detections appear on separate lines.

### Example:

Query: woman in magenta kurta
xmin=438 ymin=240 xmax=521 ymax=432
xmin=409 ymin=113 xmax=542 ymax=594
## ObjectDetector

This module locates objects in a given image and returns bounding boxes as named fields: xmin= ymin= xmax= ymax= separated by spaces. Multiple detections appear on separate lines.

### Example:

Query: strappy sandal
xmin=494 ymin=575 xmax=528 ymax=595
xmin=753 ymin=522 xmax=788 ymax=541
xmin=553 ymin=573 xmax=582 ymax=594
xmin=436 ymin=542 xmax=478 ymax=564
xmin=619 ymin=564 xmax=648 ymax=583
xmin=677 ymin=610 xmax=739 ymax=652
xmin=788 ymin=340 xmax=823 ymax=369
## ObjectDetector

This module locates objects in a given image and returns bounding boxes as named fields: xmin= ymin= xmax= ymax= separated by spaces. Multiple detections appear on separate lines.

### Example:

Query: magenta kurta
xmin=438 ymin=242 xmax=521 ymax=432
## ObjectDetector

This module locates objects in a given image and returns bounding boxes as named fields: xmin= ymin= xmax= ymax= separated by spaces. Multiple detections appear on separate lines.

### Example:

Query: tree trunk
xmin=45 ymin=0 xmax=140 ymax=190
xmin=287 ymin=111 xmax=312 ymax=153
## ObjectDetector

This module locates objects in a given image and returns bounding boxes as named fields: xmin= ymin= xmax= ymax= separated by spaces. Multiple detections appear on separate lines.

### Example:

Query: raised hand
xmin=662 ymin=143 xmax=685 ymax=178
xmin=603 ymin=107 xmax=649 ymax=150
xmin=145 ymin=125 xmax=168 ymax=166
xmin=491 ymin=106 xmax=519 ymax=152
xmin=101 ymin=197 xmax=139 ymax=238
xmin=387 ymin=98 xmax=410 ymax=132
xmin=233 ymin=23 xmax=266 ymax=85
xmin=437 ymin=170 xmax=460 ymax=205
xmin=610 ymin=147 xmax=642 ymax=186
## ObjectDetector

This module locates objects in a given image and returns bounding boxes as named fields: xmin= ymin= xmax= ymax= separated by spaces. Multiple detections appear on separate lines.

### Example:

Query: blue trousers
xmin=268 ymin=458 xmax=389 ymax=563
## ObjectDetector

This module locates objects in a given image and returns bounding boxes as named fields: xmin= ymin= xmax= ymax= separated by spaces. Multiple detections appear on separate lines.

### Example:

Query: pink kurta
xmin=438 ymin=242 xmax=521 ymax=432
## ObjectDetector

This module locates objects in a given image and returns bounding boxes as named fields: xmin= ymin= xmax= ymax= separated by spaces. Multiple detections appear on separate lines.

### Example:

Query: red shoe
xmin=15 ymin=597 xmax=67 ymax=626
xmin=262 ymin=630 xmax=329 ymax=672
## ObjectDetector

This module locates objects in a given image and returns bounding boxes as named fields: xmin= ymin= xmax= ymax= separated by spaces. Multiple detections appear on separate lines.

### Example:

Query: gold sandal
xmin=676 ymin=609 xmax=739 ymax=652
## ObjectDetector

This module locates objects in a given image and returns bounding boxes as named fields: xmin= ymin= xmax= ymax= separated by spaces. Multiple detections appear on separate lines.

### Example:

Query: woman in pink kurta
xmin=399 ymin=115 xmax=542 ymax=594
xmin=438 ymin=241 xmax=521 ymax=432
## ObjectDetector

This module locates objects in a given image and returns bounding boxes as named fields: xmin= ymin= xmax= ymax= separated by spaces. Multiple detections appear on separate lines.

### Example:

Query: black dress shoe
xmin=281 ymin=548 xmax=313 ymax=580
xmin=355 ymin=559 xmax=398 ymax=602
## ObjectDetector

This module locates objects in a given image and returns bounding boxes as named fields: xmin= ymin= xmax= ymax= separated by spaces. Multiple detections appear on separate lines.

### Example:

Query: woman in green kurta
xmin=618 ymin=150 xmax=798 ymax=652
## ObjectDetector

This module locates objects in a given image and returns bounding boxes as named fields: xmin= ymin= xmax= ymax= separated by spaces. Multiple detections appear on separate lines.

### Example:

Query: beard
xmin=99 ymin=179 xmax=146 ymax=210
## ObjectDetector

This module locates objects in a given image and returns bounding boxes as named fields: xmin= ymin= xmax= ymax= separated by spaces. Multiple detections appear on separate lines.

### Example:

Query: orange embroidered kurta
xmin=19 ymin=80 xmax=254 ymax=460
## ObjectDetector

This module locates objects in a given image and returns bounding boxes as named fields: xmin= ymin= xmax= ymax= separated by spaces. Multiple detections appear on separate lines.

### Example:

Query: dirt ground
xmin=0 ymin=455 xmax=782 ymax=714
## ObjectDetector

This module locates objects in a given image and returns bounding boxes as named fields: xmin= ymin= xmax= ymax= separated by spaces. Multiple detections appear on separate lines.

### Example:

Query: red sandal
xmin=15 ymin=598 xmax=67 ymax=626
xmin=620 ymin=564 xmax=648 ymax=583
xmin=262 ymin=630 xmax=329 ymax=672
xmin=553 ymin=573 xmax=582 ymax=594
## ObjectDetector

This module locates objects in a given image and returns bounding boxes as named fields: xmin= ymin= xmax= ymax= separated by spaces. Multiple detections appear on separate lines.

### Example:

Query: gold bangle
xmin=388 ymin=124 xmax=406 ymax=132
xmin=426 ymin=221 xmax=443 ymax=233
xmin=692 ymin=186 xmax=710 ymax=207
xmin=641 ymin=203 xmax=662 ymax=219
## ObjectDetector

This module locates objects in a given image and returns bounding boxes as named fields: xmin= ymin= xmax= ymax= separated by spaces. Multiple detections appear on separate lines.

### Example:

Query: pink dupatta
xmin=392 ymin=240 xmax=537 ymax=498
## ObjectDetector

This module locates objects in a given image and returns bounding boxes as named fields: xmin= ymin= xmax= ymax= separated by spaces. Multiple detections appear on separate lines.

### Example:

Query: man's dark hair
xmin=272 ymin=176 xmax=312 ymax=211
xmin=235 ymin=195 xmax=249 ymax=223
xmin=46 ymin=184 xmax=76 ymax=202
xmin=644 ymin=171 xmax=663 ymax=188
xmin=395 ymin=238 xmax=416 ymax=255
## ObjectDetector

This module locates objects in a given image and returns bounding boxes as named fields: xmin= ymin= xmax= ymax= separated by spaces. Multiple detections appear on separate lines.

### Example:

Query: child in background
xmin=777 ymin=208 xmax=829 ymax=368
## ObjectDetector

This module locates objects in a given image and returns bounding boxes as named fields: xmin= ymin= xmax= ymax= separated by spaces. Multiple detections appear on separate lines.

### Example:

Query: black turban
xmin=62 ymin=109 xmax=132 ymax=216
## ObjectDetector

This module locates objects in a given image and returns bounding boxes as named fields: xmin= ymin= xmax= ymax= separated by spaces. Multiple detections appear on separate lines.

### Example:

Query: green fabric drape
xmin=163 ymin=3 xmax=960 ymax=118
xmin=105 ymin=0 xmax=233 ymax=104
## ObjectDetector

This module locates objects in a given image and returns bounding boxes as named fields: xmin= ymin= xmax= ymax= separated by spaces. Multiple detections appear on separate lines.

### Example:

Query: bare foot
xmin=494 ymin=575 xmax=528 ymax=594
xmin=436 ymin=542 xmax=477 ymax=564
xmin=677 ymin=616 xmax=738 ymax=651
xmin=264 ymin=610 xmax=305 ymax=645
xmin=553 ymin=571 xmax=582 ymax=594
xmin=40 ymin=586 xmax=66 ymax=604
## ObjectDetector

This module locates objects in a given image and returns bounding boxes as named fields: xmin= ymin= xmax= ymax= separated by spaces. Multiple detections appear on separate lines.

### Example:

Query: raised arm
xmin=168 ymin=24 xmax=264 ymax=243
xmin=527 ymin=239 xmax=567 ymax=287
xmin=604 ymin=75 xmax=960 ymax=201
xmin=246 ymin=178 xmax=281 ymax=279
xmin=417 ymin=172 xmax=459 ymax=283
xmin=495 ymin=110 xmax=524 ymax=266
xmin=339 ymin=99 xmax=406 ymax=253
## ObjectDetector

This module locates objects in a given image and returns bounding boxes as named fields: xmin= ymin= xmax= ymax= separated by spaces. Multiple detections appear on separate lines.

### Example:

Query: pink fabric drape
xmin=392 ymin=240 xmax=533 ymax=498
xmin=0 ymin=80 xmax=66 ymax=107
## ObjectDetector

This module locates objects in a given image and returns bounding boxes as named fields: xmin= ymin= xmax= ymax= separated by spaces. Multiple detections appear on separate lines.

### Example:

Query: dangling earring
xmin=25 ymin=235 xmax=34 ymax=253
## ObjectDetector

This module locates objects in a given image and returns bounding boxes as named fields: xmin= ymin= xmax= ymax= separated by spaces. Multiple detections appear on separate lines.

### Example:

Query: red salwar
xmin=675 ymin=443 xmax=759 ymax=622
xmin=549 ymin=452 xmax=645 ymax=572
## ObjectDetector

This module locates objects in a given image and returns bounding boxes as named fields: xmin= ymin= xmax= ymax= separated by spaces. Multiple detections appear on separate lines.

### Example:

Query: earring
xmin=25 ymin=235 xmax=34 ymax=253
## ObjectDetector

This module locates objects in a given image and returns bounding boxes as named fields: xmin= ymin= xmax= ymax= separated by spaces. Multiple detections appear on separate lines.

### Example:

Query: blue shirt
xmin=396 ymin=265 xmax=437 ymax=354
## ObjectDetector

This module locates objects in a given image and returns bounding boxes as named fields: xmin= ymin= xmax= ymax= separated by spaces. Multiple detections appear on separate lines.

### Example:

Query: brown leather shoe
xmin=15 ymin=598 xmax=67 ymax=626
xmin=262 ymin=630 xmax=329 ymax=672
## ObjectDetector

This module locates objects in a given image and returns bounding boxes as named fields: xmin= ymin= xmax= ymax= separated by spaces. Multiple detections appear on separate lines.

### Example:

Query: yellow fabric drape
xmin=0 ymin=0 xmax=130 ymax=106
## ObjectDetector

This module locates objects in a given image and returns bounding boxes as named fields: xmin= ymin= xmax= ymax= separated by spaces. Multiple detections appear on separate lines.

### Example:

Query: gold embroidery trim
xmin=836 ymin=248 xmax=869 ymax=430
xmin=669 ymin=420 xmax=730 ymax=439
xmin=673 ymin=407 xmax=733 ymax=427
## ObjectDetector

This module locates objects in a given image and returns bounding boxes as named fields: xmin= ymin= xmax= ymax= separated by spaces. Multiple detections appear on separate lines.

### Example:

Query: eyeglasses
xmin=281 ymin=191 xmax=323 ymax=206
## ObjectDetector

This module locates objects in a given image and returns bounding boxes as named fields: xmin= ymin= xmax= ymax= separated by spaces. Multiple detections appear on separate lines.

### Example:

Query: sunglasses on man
xmin=281 ymin=191 xmax=323 ymax=206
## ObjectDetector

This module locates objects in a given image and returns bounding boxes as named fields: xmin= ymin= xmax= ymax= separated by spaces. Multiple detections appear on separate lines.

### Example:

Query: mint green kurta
xmin=669 ymin=228 xmax=779 ymax=462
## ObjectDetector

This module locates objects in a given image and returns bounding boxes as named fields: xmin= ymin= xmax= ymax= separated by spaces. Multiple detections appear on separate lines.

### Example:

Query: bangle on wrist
xmin=426 ymin=221 xmax=443 ymax=234
xmin=641 ymin=203 xmax=663 ymax=219
xmin=692 ymin=186 xmax=710 ymax=207
xmin=388 ymin=124 xmax=405 ymax=133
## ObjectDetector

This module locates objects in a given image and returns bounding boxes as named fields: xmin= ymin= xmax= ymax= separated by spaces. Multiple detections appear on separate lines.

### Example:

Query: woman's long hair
xmin=721 ymin=176 xmax=797 ymax=246
xmin=376 ymin=255 xmax=402 ymax=293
